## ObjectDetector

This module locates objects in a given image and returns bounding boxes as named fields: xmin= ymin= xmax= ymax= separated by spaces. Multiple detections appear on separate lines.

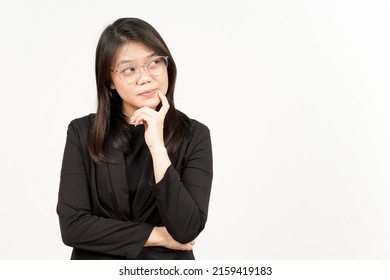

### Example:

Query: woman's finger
xmin=131 ymin=111 xmax=156 ymax=126
xmin=158 ymin=89 xmax=170 ymax=115
xmin=130 ymin=107 xmax=157 ymax=125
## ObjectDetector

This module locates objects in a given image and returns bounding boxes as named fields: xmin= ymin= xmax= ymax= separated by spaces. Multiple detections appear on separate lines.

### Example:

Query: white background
xmin=0 ymin=0 xmax=389 ymax=259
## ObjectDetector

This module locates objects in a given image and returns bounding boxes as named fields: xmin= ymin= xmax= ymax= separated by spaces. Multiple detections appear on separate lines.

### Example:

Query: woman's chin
xmin=142 ymin=95 xmax=160 ymax=109
xmin=135 ymin=100 xmax=159 ymax=111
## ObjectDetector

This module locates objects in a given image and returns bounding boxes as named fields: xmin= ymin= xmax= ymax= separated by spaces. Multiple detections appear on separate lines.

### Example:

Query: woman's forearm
xmin=149 ymin=146 xmax=171 ymax=183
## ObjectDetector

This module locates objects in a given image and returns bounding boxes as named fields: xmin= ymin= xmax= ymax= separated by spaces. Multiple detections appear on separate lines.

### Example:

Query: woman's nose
xmin=136 ymin=66 xmax=152 ymax=85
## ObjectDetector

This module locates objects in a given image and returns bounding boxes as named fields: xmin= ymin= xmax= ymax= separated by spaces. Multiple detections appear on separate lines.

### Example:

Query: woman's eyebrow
xmin=117 ymin=53 xmax=156 ymax=66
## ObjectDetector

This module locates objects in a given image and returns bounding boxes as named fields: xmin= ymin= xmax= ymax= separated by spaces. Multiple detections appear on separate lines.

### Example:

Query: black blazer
xmin=57 ymin=114 xmax=213 ymax=259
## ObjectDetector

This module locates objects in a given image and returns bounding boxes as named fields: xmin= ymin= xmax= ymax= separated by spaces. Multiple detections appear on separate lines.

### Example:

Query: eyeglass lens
xmin=119 ymin=56 xmax=168 ymax=83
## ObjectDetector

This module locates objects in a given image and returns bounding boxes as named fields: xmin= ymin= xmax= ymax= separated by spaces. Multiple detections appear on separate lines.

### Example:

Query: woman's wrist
xmin=149 ymin=145 xmax=167 ymax=156
xmin=145 ymin=227 xmax=166 ymax=247
xmin=145 ymin=226 xmax=194 ymax=251
xmin=149 ymin=147 xmax=171 ymax=183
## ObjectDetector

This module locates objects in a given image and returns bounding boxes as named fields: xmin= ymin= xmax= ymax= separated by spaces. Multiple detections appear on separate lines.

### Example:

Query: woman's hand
xmin=130 ymin=90 xmax=170 ymax=150
xmin=130 ymin=90 xmax=171 ymax=183
xmin=145 ymin=226 xmax=195 ymax=251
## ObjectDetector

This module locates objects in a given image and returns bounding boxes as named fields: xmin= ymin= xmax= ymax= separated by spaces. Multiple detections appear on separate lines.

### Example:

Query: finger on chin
xmin=158 ymin=90 xmax=170 ymax=113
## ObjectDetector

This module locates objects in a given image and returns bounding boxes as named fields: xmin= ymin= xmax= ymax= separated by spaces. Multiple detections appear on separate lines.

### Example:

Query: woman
xmin=57 ymin=18 xmax=213 ymax=260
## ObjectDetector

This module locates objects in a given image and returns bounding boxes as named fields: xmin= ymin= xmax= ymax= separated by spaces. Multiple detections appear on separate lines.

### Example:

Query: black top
xmin=124 ymin=124 xmax=148 ymax=207
xmin=57 ymin=114 xmax=213 ymax=260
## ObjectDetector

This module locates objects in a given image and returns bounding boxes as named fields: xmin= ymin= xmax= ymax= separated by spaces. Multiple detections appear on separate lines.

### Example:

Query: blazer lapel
xmin=99 ymin=145 xmax=157 ymax=222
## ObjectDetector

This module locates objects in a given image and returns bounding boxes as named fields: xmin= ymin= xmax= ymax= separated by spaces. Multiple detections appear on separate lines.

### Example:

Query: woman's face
xmin=110 ymin=41 xmax=169 ymax=118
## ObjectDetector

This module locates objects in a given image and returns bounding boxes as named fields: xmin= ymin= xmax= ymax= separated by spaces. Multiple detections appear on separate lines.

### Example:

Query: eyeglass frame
xmin=110 ymin=55 xmax=169 ymax=84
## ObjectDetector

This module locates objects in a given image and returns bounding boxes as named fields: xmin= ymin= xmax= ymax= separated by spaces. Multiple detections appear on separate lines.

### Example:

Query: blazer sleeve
xmin=57 ymin=119 xmax=154 ymax=259
xmin=151 ymin=122 xmax=213 ymax=244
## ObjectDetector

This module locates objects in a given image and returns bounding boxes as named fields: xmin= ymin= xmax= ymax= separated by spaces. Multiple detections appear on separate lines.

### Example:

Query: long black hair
xmin=88 ymin=18 xmax=191 ymax=164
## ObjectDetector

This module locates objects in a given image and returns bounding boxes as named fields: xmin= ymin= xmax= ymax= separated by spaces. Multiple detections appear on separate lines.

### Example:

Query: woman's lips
xmin=139 ymin=89 xmax=156 ymax=96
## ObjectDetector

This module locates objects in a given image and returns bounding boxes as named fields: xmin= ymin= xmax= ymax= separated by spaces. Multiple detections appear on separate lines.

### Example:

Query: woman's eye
xmin=149 ymin=58 xmax=161 ymax=67
xmin=122 ymin=67 xmax=135 ymax=74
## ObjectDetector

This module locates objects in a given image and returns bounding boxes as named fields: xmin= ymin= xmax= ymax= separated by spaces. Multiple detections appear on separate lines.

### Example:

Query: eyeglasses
xmin=111 ymin=56 xmax=168 ymax=84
